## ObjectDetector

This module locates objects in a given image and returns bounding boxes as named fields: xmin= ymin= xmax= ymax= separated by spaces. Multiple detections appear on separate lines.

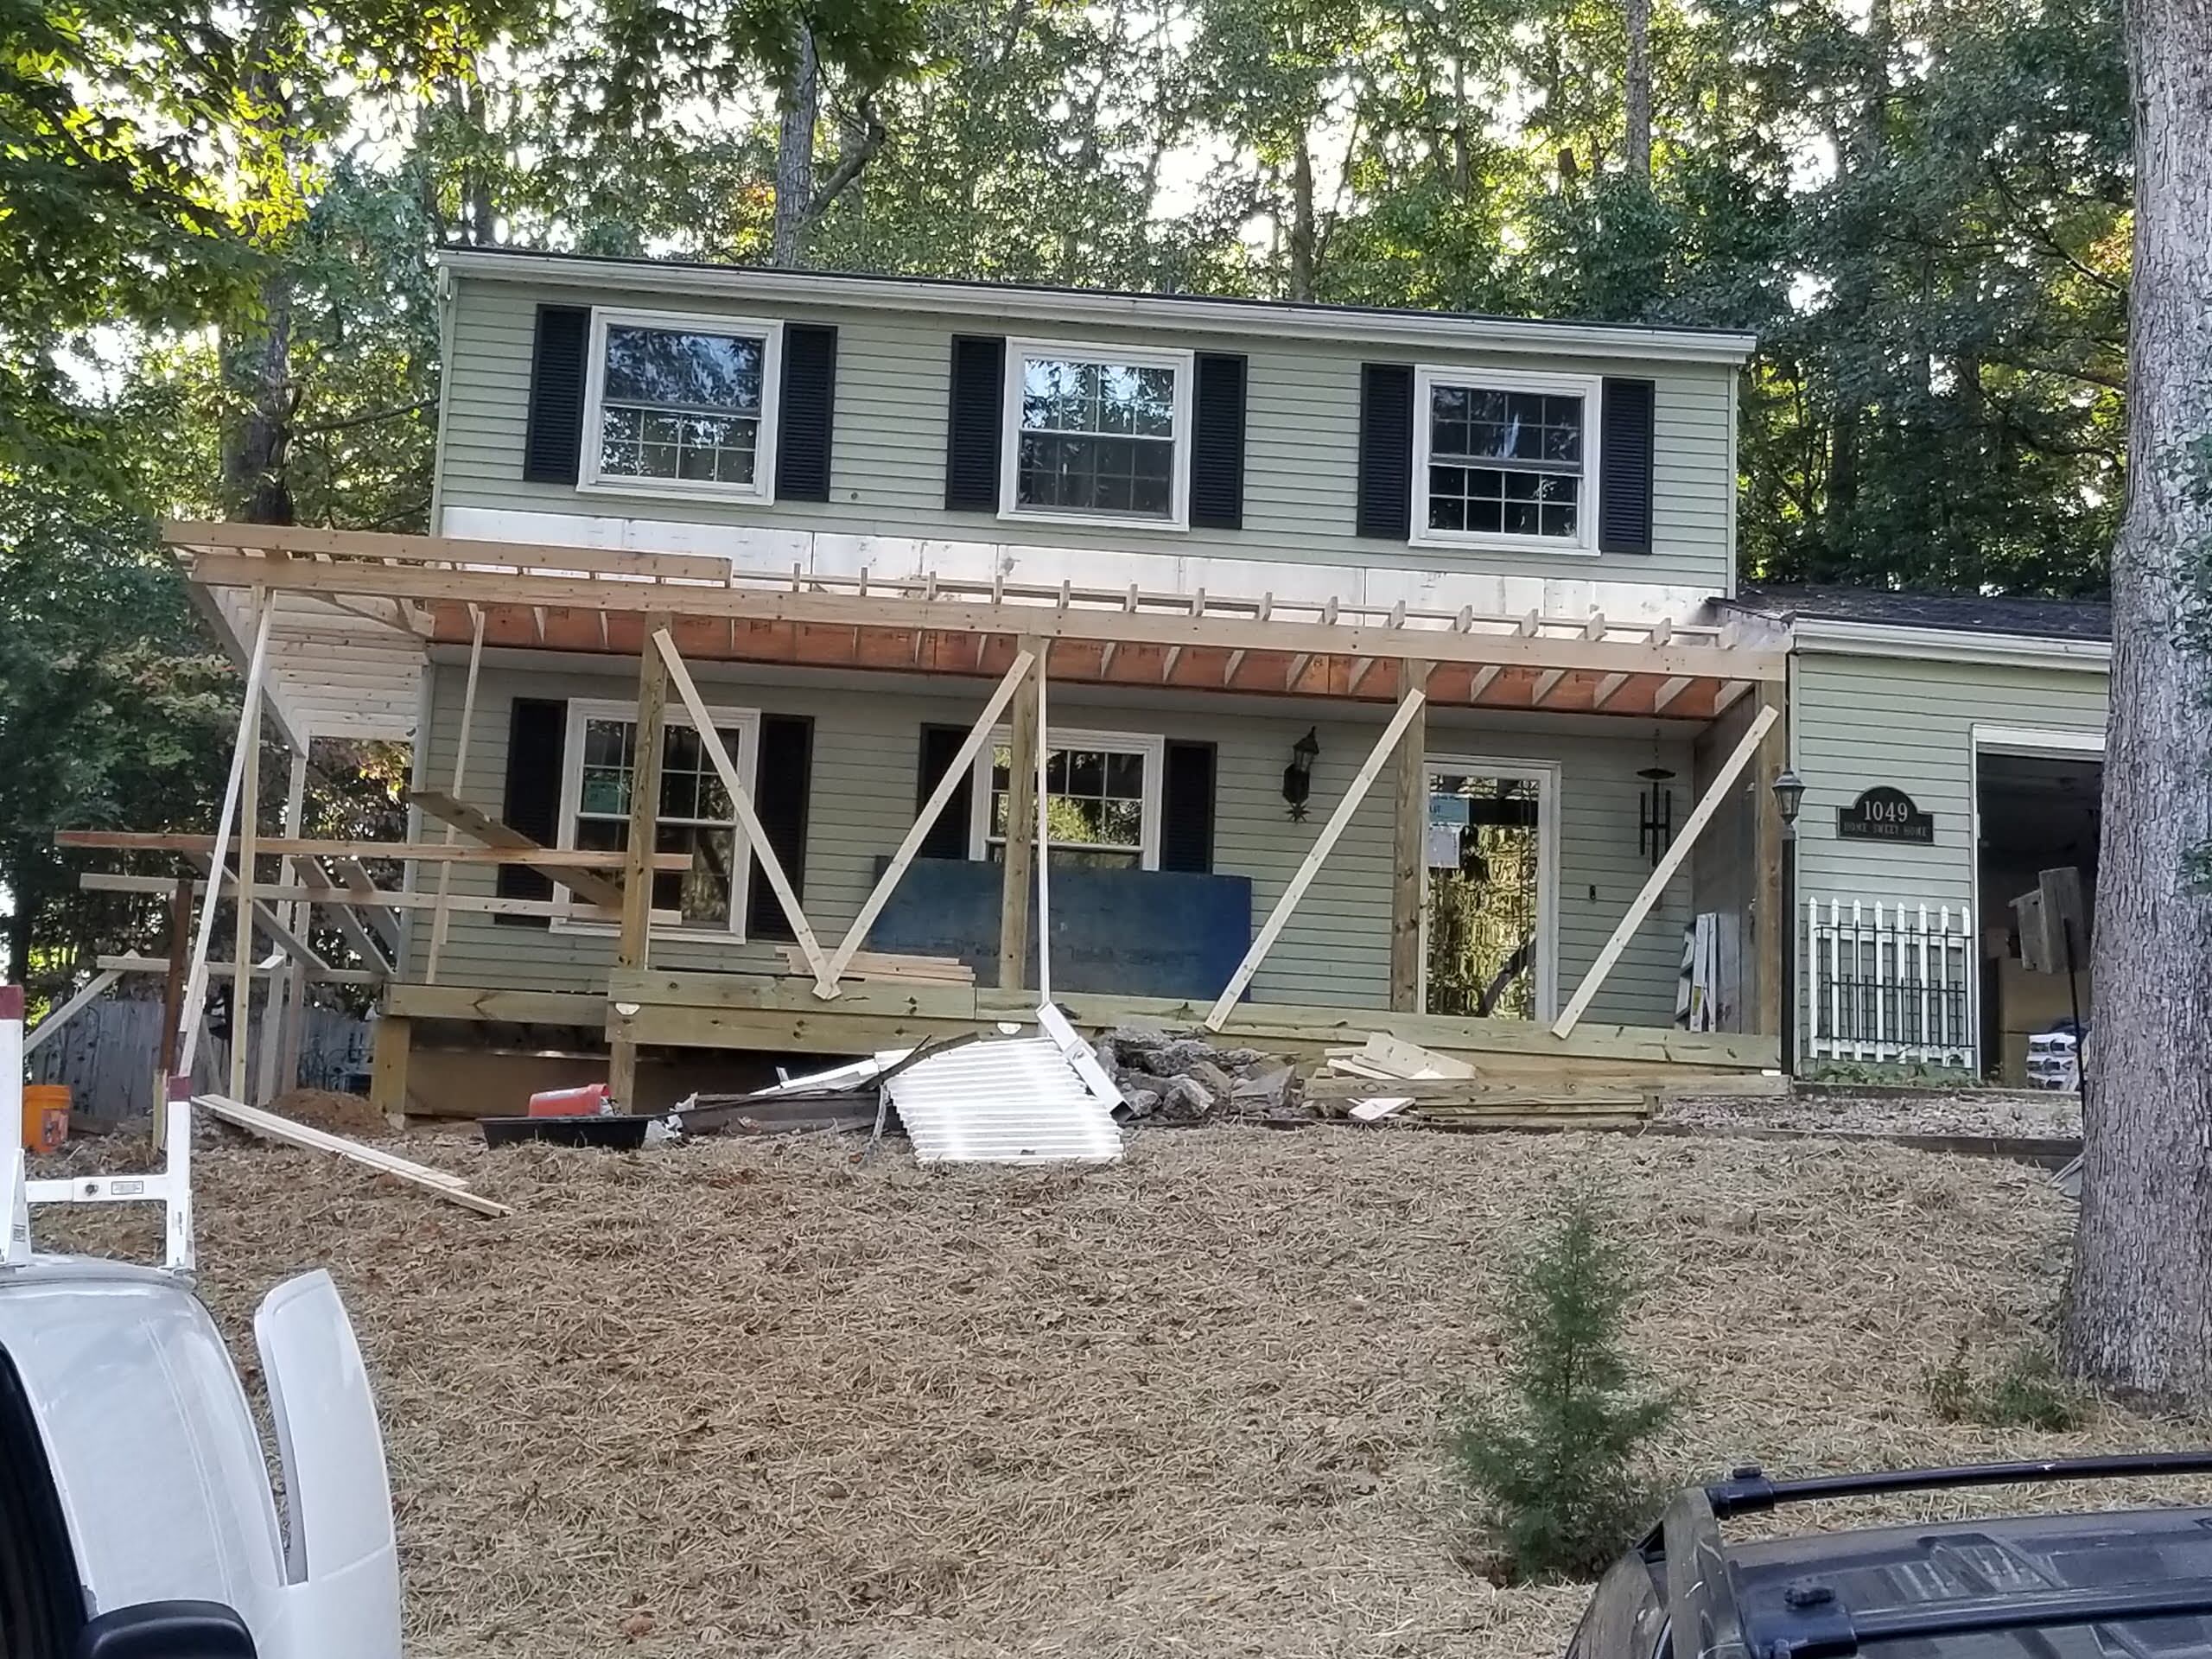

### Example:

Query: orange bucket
xmin=22 ymin=1084 xmax=68 ymax=1154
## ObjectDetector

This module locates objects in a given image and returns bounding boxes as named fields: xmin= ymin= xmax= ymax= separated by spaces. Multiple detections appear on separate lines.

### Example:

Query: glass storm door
xmin=1424 ymin=767 xmax=1548 ymax=1020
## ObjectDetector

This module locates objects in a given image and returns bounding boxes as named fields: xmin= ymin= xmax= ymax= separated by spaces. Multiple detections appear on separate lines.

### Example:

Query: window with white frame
xmin=582 ymin=309 xmax=781 ymax=499
xmin=1002 ymin=342 xmax=1192 ymax=527
xmin=1414 ymin=367 xmax=1599 ymax=550
xmin=970 ymin=730 xmax=1163 ymax=868
xmin=559 ymin=700 xmax=760 ymax=934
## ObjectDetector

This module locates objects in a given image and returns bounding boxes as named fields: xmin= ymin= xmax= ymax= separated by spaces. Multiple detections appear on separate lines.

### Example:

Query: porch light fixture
xmin=1637 ymin=766 xmax=1675 ymax=868
xmin=1771 ymin=767 xmax=1805 ymax=832
xmin=1283 ymin=727 xmax=1321 ymax=821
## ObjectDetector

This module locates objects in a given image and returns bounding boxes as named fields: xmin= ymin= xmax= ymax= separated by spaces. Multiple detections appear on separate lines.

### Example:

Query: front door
xmin=1423 ymin=762 xmax=1555 ymax=1020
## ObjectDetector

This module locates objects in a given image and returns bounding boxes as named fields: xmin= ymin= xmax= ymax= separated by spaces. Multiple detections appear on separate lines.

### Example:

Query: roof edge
xmin=1790 ymin=615 xmax=2112 ymax=671
xmin=435 ymin=248 xmax=1760 ymax=366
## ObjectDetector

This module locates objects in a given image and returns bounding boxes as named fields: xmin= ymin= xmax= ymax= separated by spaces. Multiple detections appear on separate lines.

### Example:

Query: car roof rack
xmin=1738 ymin=1573 xmax=2212 ymax=1658
xmin=1707 ymin=1452 xmax=2212 ymax=1520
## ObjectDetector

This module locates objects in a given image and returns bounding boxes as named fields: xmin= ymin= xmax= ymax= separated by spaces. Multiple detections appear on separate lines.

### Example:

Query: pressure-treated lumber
xmin=405 ymin=791 xmax=626 ymax=910
xmin=817 ymin=650 xmax=1036 ymax=995
xmin=227 ymin=640 xmax=265 ymax=1102
xmin=59 ymin=831 xmax=686 ymax=868
xmin=1388 ymin=660 xmax=1430 ymax=1012
xmin=608 ymin=616 xmax=671 ymax=1109
xmin=194 ymin=1092 xmax=508 ymax=1217
xmin=1552 ymin=702 xmax=1780 ymax=1037
xmin=101 ymin=956 xmax=381 ymax=986
xmin=997 ymin=643 xmax=1042 ymax=992
xmin=1751 ymin=683 xmax=1788 ymax=1040
xmin=426 ymin=603 xmax=486 ymax=982
xmin=791 ymin=946 xmax=973 ymax=983
xmin=296 ymin=861 xmax=396 ymax=972
xmin=367 ymin=1014 xmax=411 ymax=1116
xmin=83 ymin=868 xmax=663 ymax=926
xmin=1205 ymin=685 xmax=1428 ymax=1030
xmin=651 ymin=629 xmax=831 ymax=983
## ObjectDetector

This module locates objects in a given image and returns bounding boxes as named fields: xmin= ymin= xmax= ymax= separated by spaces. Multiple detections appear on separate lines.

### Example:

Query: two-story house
xmin=162 ymin=247 xmax=1790 ymax=1112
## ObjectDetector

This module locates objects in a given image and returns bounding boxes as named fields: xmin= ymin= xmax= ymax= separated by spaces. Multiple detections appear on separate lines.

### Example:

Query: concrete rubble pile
xmin=1091 ymin=1024 xmax=1310 ymax=1125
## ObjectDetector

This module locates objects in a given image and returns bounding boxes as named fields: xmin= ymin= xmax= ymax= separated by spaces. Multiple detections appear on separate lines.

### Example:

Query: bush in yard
xmin=1927 ymin=1333 xmax=2089 ymax=1432
xmin=1452 ymin=1179 xmax=1681 ymax=1583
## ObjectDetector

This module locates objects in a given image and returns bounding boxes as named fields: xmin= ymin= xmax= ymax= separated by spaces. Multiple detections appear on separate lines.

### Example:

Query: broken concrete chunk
xmin=1116 ymin=1086 xmax=1161 ymax=1122
xmin=1186 ymin=1058 xmax=1237 ymax=1100
xmin=1230 ymin=1065 xmax=1297 ymax=1116
xmin=1157 ymin=1076 xmax=1216 ymax=1123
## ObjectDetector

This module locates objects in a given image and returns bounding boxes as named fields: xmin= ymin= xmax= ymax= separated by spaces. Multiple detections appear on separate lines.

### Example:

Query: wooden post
xmin=1033 ymin=642 xmax=1053 ymax=1003
xmin=1206 ymin=685 xmax=1429 ymax=1030
xmin=818 ymin=649 xmax=1037 ymax=995
xmin=426 ymin=604 xmax=486 ymax=984
xmin=608 ymin=613 xmax=670 ymax=1109
xmin=996 ymin=640 xmax=1042 ymax=992
xmin=257 ymin=744 xmax=308 ymax=1106
xmin=154 ymin=878 xmax=192 ymax=1135
xmin=226 ymin=647 xmax=264 ymax=1103
xmin=1388 ymin=659 xmax=1431 ymax=1012
xmin=368 ymin=1013 xmax=411 ymax=1119
xmin=1751 ymin=683 xmax=1787 ymax=1041
xmin=1552 ymin=702 xmax=1779 ymax=1037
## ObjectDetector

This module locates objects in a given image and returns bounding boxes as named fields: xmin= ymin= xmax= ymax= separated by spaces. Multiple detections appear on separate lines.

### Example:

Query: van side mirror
xmin=73 ymin=1601 xmax=257 ymax=1659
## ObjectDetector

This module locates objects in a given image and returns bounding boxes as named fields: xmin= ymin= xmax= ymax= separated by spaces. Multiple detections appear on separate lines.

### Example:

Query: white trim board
xmin=999 ymin=338 xmax=1195 ymax=533
xmin=579 ymin=306 xmax=784 ymax=505
xmin=1973 ymin=723 xmax=2107 ymax=758
xmin=439 ymin=250 xmax=1758 ymax=366
xmin=1408 ymin=365 xmax=1603 ymax=559
xmin=435 ymin=505 xmax=1724 ymax=629
xmin=966 ymin=726 xmax=1166 ymax=868
xmin=1790 ymin=617 xmax=2111 ymax=671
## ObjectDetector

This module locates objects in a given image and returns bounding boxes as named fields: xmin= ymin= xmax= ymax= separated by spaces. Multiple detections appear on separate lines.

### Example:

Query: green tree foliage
xmin=1452 ymin=1180 xmax=1681 ymax=1583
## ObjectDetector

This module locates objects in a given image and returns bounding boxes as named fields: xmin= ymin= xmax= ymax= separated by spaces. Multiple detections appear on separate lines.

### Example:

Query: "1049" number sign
xmin=1838 ymin=785 xmax=1935 ymax=844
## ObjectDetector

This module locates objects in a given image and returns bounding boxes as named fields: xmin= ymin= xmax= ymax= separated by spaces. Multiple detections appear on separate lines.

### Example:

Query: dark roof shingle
xmin=1729 ymin=585 xmax=2111 ymax=642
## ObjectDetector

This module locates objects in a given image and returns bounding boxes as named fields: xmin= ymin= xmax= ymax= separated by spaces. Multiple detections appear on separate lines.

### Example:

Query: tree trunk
xmin=772 ymin=24 xmax=820 ymax=266
xmin=1287 ymin=132 xmax=1317 ymax=302
xmin=220 ymin=267 xmax=296 ymax=525
xmin=1624 ymin=0 xmax=1653 ymax=181
xmin=2061 ymin=0 xmax=2212 ymax=1399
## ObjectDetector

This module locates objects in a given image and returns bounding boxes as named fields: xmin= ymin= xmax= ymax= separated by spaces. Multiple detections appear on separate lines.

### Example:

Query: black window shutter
xmin=944 ymin=335 xmax=1005 ymax=511
xmin=1599 ymin=378 xmax=1656 ymax=555
xmin=1357 ymin=362 xmax=1414 ymax=538
xmin=916 ymin=725 xmax=975 ymax=858
xmin=495 ymin=698 xmax=568 ymax=927
xmin=747 ymin=715 xmax=813 ymax=941
xmin=776 ymin=324 xmax=838 ymax=501
xmin=1190 ymin=353 xmax=1247 ymax=530
xmin=523 ymin=306 xmax=591 ymax=485
xmin=1159 ymin=741 xmax=1217 ymax=874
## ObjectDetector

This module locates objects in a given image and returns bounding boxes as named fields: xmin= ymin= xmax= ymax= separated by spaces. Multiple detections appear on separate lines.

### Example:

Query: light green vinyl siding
xmin=1792 ymin=650 xmax=2108 ymax=916
xmin=406 ymin=656 xmax=1697 ymax=1027
xmin=436 ymin=276 xmax=1737 ymax=592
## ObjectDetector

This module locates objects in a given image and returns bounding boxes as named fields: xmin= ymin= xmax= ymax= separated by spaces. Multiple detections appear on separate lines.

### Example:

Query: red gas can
xmin=527 ymin=1083 xmax=613 ymax=1118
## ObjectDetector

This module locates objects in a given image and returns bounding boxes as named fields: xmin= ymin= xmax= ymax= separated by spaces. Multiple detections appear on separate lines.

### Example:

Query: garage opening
xmin=1976 ymin=743 xmax=2102 ymax=1086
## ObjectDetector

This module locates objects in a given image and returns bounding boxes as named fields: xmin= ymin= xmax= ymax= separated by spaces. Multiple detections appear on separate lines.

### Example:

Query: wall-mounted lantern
xmin=1638 ymin=766 xmax=1675 ymax=868
xmin=1771 ymin=767 xmax=1805 ymax=832
xmin=1283 ymin=727 xmax=1321 ymax=821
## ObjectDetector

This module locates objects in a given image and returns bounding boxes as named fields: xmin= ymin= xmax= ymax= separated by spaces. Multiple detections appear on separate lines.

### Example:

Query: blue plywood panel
xmin=867 ymin=858 xmax=1253 ymax=1000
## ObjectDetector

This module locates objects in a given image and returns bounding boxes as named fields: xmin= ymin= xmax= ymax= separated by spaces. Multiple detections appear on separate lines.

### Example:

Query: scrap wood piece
xmin=405 ymin=789 xmax=626 ymax=910
xmin=779 ymin=945 xmax=974 ymax=984
xmin=194 ymin=1093 xmax=510 ymax=1217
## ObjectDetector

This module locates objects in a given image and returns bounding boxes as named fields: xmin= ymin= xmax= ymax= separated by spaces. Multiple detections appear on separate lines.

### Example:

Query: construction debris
xmin=196 ymin=1093 xmax=510 ymax=1217
xmin=1093 ymin=1024 xmax=1310 ymax=1123
xmin=886 ymin=1010 xmax=1122 ymax=1164
xmin=1312 ymin=1033 xmax=1656 ymax=1133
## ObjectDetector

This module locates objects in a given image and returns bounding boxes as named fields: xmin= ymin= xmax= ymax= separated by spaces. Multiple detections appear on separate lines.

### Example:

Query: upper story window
xmin=1001 ymin=340 xmax=1193 ymax=530
xmin=557 ymin=697 xmax=760 ymax=937
xmin=1413 ymin=365 xmax=1601 ymax=553
xmin=581 ymin=309 xmax=783 ymax=501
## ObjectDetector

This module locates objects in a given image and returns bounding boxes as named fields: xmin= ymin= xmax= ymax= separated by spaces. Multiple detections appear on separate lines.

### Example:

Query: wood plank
xmin=1355 ymin=1032 xmax=1477 ymax=1078
xmin=384 ymin=985 xmax=606 ymax=1025
xmin=1205 ymin=685 xmax=1428 ymax=1030
xmin=1552 ymin=702 xmax=1781 ymax=1038
xmin=1406 ymin=1111 xmax=1648 ymax=1134
xmin=997 ymin=642 xmax=1041 ymax=992
xmin=609 ymin=613 xmax=671 ymax=1109
xmin=784 ymin=945 xmax=973 ymax=983
xmin=426 ymin=601 xmax=486 ymax=982
xmin=22 ymin=969 xmax=123 ymax=1058
xmin=101 ymin=956 xmax=381 ymax=986
xmin=296 ymin=861 xmax=397 ymax=972
xmin=80 ymin=869 xmax=660 ymax=923
xmin=194 ymin=1092 xmax=508 ymax=1217
xmin=608 ymin=967 xmax=978 ymax=1020
xmin=652 ymin=629 xmax=833 ymax=984
xmin=613 ymin=1000 xmax=968 ymax=1055
xmin=404 ymin=791 xmax=626 ymax=909
xmin=1308 ymin=1077 xmax=1648 ymax=1103
xmin=330 ymin=857 xmax=402 ymax=953
xmin=1389 ymin=659 xmax=1430 ymax=1013
xmin=368 ymin=1014 xmax=412 ymax=1116
xmin=1753 ymin=683 xmax=1788 ymax=1044
xmin=59 ymin=831 xmax=686 ymax=868
xmin=823 ymin=649 xmax=1035 ymax=993
xmin=226 ymin=618 xmax=266 ymax=1103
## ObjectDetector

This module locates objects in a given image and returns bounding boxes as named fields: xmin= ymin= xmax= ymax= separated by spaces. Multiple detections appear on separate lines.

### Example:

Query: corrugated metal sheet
xmin=886 ymin=1037 xmax=1123 ymax=1164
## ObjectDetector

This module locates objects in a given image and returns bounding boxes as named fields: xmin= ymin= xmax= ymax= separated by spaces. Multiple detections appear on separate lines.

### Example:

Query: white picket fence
xmin=1806 ymin=897 xmax=1975 ymax=1070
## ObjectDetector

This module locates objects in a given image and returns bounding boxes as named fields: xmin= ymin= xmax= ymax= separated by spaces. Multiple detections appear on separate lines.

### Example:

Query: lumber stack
xmin=1312 ymin=1033 xmax=1654 ymax=1133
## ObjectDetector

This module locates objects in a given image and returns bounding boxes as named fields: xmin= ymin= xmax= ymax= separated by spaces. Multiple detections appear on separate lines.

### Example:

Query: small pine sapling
xmin=1452 ymin=1179 xmax=1681 ymax=1582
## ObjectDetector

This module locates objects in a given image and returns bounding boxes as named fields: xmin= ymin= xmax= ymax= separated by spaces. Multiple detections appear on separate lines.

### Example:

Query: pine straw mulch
xmin=32 ymin=1124 xmax=2212 ymax=1659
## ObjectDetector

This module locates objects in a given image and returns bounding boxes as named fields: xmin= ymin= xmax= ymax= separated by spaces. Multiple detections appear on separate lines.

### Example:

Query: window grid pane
xmin=986 ymin=741 xmax=1148 ymax=866
xmin=597 ymin=323 xmax=766 ymax=486
xmin=1015 ymin=354 xmax=1178 ymax=520
xmin=1426 ymin=384 xmax=1584 ymax=539
xmin=570 ymin=717 xmax=749 ymax=927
